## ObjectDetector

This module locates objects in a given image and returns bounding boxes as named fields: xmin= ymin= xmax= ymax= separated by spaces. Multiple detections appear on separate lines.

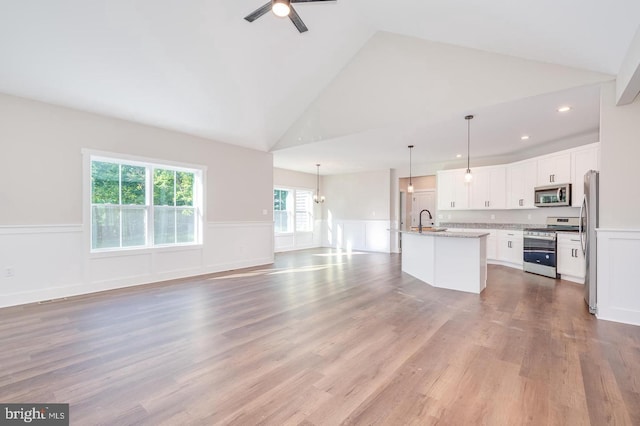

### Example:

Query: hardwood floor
xmin=1 ymin=248 xmax=639 ymax=425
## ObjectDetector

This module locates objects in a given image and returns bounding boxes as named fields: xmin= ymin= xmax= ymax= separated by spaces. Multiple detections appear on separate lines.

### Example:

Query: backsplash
xmin=435 ymin=206 xmax=579 ymax=226
xmin=440 ymin=222 xmax=541 ymax=230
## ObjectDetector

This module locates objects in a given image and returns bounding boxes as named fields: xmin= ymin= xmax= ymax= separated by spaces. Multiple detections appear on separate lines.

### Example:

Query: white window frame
xmin=83 ymin=149 xmax=205 ymax=254
xmin=274 ymin=187 xmax=294 ymax=235
xmin=273 ymin=186 xmax=314 ymax=235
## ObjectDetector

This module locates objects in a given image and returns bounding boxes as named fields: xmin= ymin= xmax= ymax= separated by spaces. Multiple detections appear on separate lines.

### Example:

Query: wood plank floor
xmin=1 ymin=248 xmax=640 ymax=425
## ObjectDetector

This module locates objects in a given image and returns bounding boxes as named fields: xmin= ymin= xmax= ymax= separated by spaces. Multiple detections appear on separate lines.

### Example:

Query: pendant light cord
xmin=409 ymin=146 xmax=413 ymax=185
xmin=467 ymin=119 xmax=470 ymax=171
xmin=465 ymin=115 xmax=473 ymax=173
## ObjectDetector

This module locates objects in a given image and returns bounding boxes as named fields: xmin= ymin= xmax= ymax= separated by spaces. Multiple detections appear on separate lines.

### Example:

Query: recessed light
xmin=557 ymin=106 xmax=572 ymax=113
xmin=456 ymin=154 xmax=462 ymax=158
xmin=521 ymin=135 xmax=530 ymax=141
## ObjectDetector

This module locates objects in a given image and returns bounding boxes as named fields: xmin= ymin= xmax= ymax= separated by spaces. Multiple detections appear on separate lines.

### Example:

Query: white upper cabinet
xmin=435 ymin=143 xmax=600 ymax=211
xmin=571 ymin=143 xmax=600 ymax=207
xmin=468 ymin=166 xmax=506 ymax=209
xmin=537 ymin=152 xmax=571 ymax=186
xmin=437 ymin=170 xmax=468 ymax=210
xmin=507 ymin=160 xmax=537 ymax=209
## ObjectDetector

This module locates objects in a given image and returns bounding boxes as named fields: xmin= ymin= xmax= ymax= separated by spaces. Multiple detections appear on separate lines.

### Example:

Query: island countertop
xmin=397 ymin=230 xmax=490 ymax=239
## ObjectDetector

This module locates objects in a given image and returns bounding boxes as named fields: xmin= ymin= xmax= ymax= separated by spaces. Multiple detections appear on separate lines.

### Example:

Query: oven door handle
xmin=524 ymin=235 xmax=556 ymax=241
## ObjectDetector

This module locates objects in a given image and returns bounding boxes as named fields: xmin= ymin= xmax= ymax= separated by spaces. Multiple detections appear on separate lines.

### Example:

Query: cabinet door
xmin=508 ymin=160 xmax=537 ymax=209
xmin=508 ymin=237 xmax=524 ymax=266
xmin=571 ymin=144 xmax=600 ymax=207
xmin=537 ymin=153 xmax=571 ymax=186
xmin=464 ymin=228 xmax=497 ymax=260
xmin=452 ymin=170 xmax=469 ymax=209
xmin=469 ymin=167 xmax=506 ymax=209
xmin=557 ymin=235 xmax=586 ymax=279
xmin=497 ymin=231 xmax=523 ymax=266
xmin=437 ymin=170 xmax=467 ymax=210
xmin=438 ymin=169 xmax=469 ymax=210
xmin=469 ymin=169 xmax=490 ymax=209
xmin=488 ymin=167 xmax=506 ymax=209
xmin=436 ymin=171 xmax=454 ymax=210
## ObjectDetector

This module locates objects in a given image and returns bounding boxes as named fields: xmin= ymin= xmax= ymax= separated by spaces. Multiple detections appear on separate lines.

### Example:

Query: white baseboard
xmin=0 ymin=222 xmax=274 ymax=308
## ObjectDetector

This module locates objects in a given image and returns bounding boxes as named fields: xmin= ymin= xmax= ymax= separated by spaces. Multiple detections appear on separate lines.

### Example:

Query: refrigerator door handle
xmin=579 ymin=195 xmax=587 ymax=255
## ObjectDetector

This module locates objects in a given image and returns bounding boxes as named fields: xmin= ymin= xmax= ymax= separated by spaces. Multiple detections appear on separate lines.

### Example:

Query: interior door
xmin=411 ymin=190 xmax=436 ymax=227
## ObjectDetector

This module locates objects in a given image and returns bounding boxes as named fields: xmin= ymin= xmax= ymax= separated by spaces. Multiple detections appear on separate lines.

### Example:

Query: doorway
xmin=410 ymin=190 xmax=436 ymax=228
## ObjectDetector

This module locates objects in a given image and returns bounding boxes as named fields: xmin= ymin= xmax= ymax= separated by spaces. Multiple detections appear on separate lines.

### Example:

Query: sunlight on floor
xmin=208 ymin=263 xmax=348 ymax=280
xmin=312 ymin=251 xmax=369 ymax=257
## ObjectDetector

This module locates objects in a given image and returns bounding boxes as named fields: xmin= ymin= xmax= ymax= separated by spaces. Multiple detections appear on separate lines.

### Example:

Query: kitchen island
xmin=401 ymin=230 xmax=489 ymax=294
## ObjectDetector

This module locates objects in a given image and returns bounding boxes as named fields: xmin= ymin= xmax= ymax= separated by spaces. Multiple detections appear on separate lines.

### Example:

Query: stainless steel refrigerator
xmin=580 ymin=170 xmax=599 ymax=314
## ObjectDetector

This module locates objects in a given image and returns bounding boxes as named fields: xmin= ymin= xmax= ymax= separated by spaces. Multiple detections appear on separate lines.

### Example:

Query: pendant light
xmin=464 ymin=115 xmax=474 ymax=183
xmin=313 ymin=164 xmax=325 ymax=203
xmin=407 ymin=145 xmax=415 ymax=193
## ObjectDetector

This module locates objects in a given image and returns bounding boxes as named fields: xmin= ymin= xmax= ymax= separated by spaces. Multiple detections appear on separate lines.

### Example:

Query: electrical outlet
xmin=527 ymin=214 xmax=532 ymax=220
xmin=490 ymin=214 xmax=495 ymax=220
xmin=5 ymin=267 xmax=14 ymax=278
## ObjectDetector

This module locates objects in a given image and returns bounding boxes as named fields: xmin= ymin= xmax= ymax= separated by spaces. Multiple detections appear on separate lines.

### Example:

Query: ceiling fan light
xmin=272 ymin=0 xmax=291 ymax=17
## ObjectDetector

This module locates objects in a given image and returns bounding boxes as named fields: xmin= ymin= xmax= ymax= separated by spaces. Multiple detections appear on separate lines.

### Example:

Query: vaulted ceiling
xmin=1 ymin=1 xmax=638 ymax=174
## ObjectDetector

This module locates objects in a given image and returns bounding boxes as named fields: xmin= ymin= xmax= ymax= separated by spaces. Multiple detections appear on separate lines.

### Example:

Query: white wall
xmin=599 ymin=82 xmax=640 ymax=229
xmin=273 ymin=168 xmax=322 ymax=252
xmin=596 ymin=82 xmax=640 ymax=325
xmin=0 ymin=93 xmax=274 ymax=308
xmin=277 ymin=32 xmax=612 ymax=149
xmin=321 ymin=170 xmax=392 ymax=252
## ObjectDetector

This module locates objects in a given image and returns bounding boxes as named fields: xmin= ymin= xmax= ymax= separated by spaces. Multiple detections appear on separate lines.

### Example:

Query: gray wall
xmin=599 ymin=81 xmax=640 ymax=229
xmin=0 ymin=93 xmax=273 ymax=225
xmin=323 ymin=170 xmax=391 ymax=221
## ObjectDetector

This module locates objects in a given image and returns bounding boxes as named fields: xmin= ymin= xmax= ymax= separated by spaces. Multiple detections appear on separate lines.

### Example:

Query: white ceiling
xmin=0 ymin=0 xmax=638 ymax=174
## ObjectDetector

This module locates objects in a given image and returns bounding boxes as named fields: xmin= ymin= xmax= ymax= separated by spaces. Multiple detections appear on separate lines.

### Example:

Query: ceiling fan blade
xmin=244 ymin=2 xmax=272 ymax=22
xmin=291 ymin=0 xmax=336 ymax=3
xmin=288 ymin=6 xmax=308 ymax=33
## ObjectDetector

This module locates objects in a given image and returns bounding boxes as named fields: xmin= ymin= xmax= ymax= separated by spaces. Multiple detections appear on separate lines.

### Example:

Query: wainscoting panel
xmin=0 ymin=225 xmax=84 ymax=307
xmin=204 ymin=221 xmax=274 ymax=272
xmin=321 ymin=219 xmax=391 ymax=253
xmin=0 ymin=221 xmax=274 ymax=308
xmin=597 ymin=229 xmax=640 ymax=326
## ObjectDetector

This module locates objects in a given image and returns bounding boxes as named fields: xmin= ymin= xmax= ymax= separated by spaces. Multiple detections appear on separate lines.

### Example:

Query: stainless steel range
xmin=523 ymin=217 xmax=580 ymax=278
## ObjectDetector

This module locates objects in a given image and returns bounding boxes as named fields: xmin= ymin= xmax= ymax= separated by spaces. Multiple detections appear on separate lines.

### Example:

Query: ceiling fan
xmin=244 ymin=0 xmax=336 ymax=33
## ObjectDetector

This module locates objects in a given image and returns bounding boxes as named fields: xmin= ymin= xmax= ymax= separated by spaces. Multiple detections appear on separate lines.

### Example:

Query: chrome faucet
xmin=418 ymin=209 xmax=433 ymax=233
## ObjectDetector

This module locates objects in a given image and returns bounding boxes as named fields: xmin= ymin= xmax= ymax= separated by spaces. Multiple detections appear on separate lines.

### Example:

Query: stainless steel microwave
xmin=534 ymin=183 xmax=571 ymax=207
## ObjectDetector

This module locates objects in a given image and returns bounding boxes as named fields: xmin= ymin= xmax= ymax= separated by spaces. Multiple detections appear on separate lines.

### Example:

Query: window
xmin=295 ymin=190 xmax=313 ymax=232
xmin=274 ymin=189 xmax=293 ymax=233
xmin=274 ymin=187 xmax=314 ymax=234
xmin=90 ymin=155 xmax=203 ymax=251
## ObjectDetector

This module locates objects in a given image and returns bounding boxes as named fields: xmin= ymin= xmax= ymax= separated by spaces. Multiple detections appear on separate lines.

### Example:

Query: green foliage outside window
xmin=91 ymin=159 xmax=197 ymax=250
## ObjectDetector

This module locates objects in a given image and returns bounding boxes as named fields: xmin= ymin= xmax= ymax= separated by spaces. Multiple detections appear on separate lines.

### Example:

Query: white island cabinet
xmin=401 ymin=230 xmax=488 ymax=294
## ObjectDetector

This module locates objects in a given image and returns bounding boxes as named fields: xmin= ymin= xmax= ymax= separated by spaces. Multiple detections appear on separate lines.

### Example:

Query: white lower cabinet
xmin=446 ymin=228 xmax=516 ymax=266
xmin=463 ymin=228 xmax=497 ymax=260
xmin=497 ymin=230 xmax=524 ymax=267
xmin=557 ymin=233 xmax=585 ymax=283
